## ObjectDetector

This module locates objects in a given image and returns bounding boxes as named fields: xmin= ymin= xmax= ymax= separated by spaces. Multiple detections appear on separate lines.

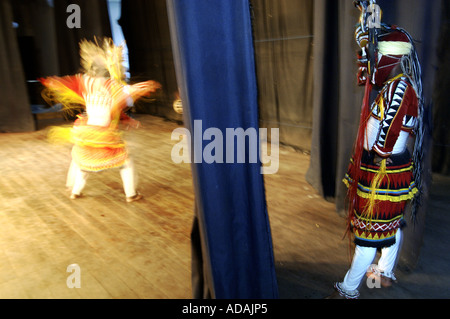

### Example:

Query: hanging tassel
xmin=343 ymin=79 xmax=373 ymax=265
xmin=346 ymin=79 xmax=373 ymax=232
xmin=363 ymin=158 xmax=389 ymax=234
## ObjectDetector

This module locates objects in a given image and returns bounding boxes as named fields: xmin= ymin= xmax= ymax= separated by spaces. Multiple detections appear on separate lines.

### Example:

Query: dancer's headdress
xmin=40 ymin=37 xmax=128 ymax=115
xmin=79 ymin=37 xmax=127 ymax=83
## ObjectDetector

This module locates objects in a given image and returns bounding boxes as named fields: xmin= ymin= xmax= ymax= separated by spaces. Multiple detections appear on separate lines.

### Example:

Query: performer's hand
xmin=143 ymin=80 xmax=162 ymax=94
xmin=127 ymin=118 xmax=141 ymax=129
xmin=128 ymin=80 xmax=162 ymax=97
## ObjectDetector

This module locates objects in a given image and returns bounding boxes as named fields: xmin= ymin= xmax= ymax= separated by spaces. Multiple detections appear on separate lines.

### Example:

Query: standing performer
xmin=41 ymin=38 xmax=160 ymax=202
xmin=332 ymin=1 xmax=424 ymax=299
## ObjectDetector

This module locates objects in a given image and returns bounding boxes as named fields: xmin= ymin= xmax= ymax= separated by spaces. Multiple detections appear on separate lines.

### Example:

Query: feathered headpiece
xmin=79 ymin=37 xmax=126 ymax=83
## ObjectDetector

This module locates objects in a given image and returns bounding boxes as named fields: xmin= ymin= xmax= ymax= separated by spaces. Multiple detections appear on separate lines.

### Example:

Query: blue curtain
xmin=166 ymin=0 xmax=278 ymax=298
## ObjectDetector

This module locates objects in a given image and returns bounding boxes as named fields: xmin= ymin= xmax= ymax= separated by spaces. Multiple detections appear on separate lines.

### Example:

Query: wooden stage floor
xmin=1 ymin=113 xmax=448 ymax=299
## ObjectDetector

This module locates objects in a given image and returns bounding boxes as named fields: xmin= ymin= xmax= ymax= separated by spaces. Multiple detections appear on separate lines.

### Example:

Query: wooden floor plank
xmin=0 ymin=113 xmax=349 ymax=299
xmin=0 ymin=115 xmax=194 ymax=298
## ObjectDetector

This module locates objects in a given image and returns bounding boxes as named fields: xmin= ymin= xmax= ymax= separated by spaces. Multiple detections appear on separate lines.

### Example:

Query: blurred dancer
xmin=41 ymin=38 xmax=160 ymax=202
xmin=331 ymin=2 xmax=424 ymax=298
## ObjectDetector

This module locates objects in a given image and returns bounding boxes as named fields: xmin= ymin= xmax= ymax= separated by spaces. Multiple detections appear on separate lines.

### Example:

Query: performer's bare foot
xmin=366 ymin=264 xmax=397 ymax=288
xmin=126 ymin=193 xmax=143 ymax=203
xmin=366 ymin=269 xmax=396 ymax=288
xmin=70 ymin=193 xmax=82 ymax=200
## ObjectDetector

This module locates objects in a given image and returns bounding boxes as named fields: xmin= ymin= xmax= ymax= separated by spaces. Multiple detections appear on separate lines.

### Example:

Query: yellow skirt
xmin=70 ymin=125 xmax=128 ymax=172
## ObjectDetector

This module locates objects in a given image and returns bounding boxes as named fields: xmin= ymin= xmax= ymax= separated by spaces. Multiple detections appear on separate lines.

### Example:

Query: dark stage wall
xmin=251 ymin=0 xmax=314 ymax=151
xmin=0 ymin=0 xmax=112 ymax=132
xmin=432 ymin=1 xmax=450 ymax=175
xmin=0 ymin=0 xmax=34 ymax=132
xmin=119 ymin=0 xmax=181 ymax=123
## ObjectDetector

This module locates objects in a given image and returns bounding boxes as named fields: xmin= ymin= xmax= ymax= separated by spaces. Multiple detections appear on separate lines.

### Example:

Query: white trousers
xmin=340 ymin=229 xmax=402 ymax=292
xmin=67 ymin=158 xmax=138 ymax=198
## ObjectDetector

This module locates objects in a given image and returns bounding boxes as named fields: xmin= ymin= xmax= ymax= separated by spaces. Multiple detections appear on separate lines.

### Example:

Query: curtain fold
xmin=0 ymin=0 xmax=112 ymax=133
xmin=119 ymin=0 xmax=180 ymax=122
xmin=306 ymin=0 xmax=344 ymax=200
xmin=0 ymin=0 xmax=34 ymax=132
xmin=53 ymin=0 xmax=112 ymax=76
xmin=251 ymin=0 xmax=314 ymax=151
xmin=167 ymin=0 xmax=278 ymax=299
xmin=432 ymin=1 xmax=450 ymax=175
